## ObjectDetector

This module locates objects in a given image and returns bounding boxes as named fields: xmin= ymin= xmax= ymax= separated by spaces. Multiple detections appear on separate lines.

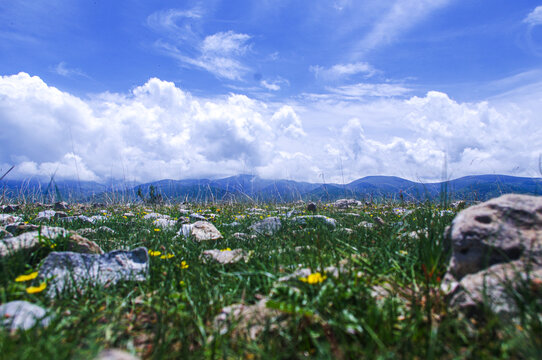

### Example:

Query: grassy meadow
xmin=0 ymin=201 xmax=540 ymax=359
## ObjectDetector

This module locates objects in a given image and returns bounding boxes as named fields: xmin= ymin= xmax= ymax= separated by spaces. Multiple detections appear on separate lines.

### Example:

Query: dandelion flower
xmin=220 ymin=248 xmax=232 ymax=252
xmin=154 ymin=228 xmax=161 ymax=232
xmin=399 ymin=250 xmax=408 ymax=256
xmin=26 ymin=282 xmax=47 ymax=294
xmin=15 ymin=272 xmax=38 ymax=282
xmin=179 ymin=280 xmax=186 ymax=286
xmin=299 ymin=272 xmax=327 ymax=284
xmin=149 ymin=250 xmax=161 ymax=256
xmin=180 ymin=261 xmax=189 ymax=269
xmin=160 ymin=253 xmax=175 ymax=259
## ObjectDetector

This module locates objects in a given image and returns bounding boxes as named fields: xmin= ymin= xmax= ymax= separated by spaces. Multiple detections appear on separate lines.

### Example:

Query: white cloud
xmin=310 ymin=62 xmax=377 ymax=80
xmin=302 ymin=82 xmax=411 ymax=101
xmin=147 ymin=10 xmax=252 ymax=81
xmin=524 ymin=6 xmax=542 ymax=26
xmin=356 ymin=0 xmax=451 ymax=53
xmin=53 ymin=62 xmax=87 ymax=78
xmin=0 ymin=72 xmax=539 ymax=183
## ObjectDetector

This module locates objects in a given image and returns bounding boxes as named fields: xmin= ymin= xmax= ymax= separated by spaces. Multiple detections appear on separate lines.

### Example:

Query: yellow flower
xmin=179 ymin=280 xmax=186 ymax=286
xmin=154 ymin=228 xmax=161 ymax=232
xmin=299 ymin=272 xmax=327 ymax=284
xmin=123 ymin=216 xmax=127 ymax=219
xmin=149 ymin=250 xmax=161 ymax=256
xmin=399 ymin=250 xmax=408 ymax=256
xmin=180 ymin=261 xmax=189 ymax=269
xmin=220 ymin=248 xmax=232 ymax=252
xmin=26 ymin=282 xmax=47 ymax=294
xmin=50 ymin=244 xmax=57 ymax=249
xmin=259 ymin=215 xmax=263 ymax=219
xmin=160 ymin=253 xmax=175 ymax=259
xmin=15 ymin=272 xmax=38 ymax=282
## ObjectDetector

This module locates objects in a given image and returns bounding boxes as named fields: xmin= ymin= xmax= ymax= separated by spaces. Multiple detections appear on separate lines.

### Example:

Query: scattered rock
xmin=54 ymin=211 xmax=69 ymax=219
xmin=179 ymin=221 xmax=222 ymax=241
xmin=1 ymin=204 xmax=20 ymax=213
xmin=442 ymin=194 xmax=542 ymax=318
xmin=306 ymin=202 xmax=317 ymax=212
xmin=54 ymin=201 xmax=69 ymax=211
xmin=444 ymin=194 xmax=542 ymax=280
xmin=201 ymin=249 xmax=250 ymax=264
xmin=373 ymin=216 xmax=386 ymax=226
xmin=212 ymin=299 xmax=285 ymax=340
xmin=5 ymin=222 xmax=39 ymax=235
xmin=176 ymin=216 xmax=190 ymax=224
xmin=143 ymin=213 xmax=170 ymax=220
xmin=67 ymin=234 xmax=104 ymax=254
xmin=232 ymin=232 xmax=254 ymax=240
xmin=334 ymin=199 xmax=361 ymax=209
xmin=249 ymin=217 xmax=282 ymax=236
xmin=356 ymin=221 xmax=374 ymax=229
xmin=0 ymin=227 xmax=69 ymax=258
xmin=291 ymin=215 xmax=337 ymax=228
xmin=153 ymin=218 xmax=177 ymax=229
xmin=450 ymin=200 xmax=467 ymax=210
xmin=0 ymin=301 xmax=51 ymax=331
xmin=189 ymin=213 xmax=207 ymax=221
xmin=36 ymin=210 xmax=56 ymax=221
xmin=223 ymin=221 xmax=241 ymax=227
xmin=123 ymin=212 xmax=135 ymax=218
xmin=286 ymin=209 xmax=302 ymax=218
xmin=77 ymin=228 xmax=97 ymax=236
xmin=37 ymin=247 xmax=149 ymax=297
xmin=95 ymin=349 xmax=140 ymax=360
xmin=98 ymin=226 xmax=116 ymax=234
xmin=343 ymin=212 xmax=360 ymax=217
xmin=0 ymin=214 xmax=23 ymax=225
xmin=0 ymin=226 xmax=12 ymax=239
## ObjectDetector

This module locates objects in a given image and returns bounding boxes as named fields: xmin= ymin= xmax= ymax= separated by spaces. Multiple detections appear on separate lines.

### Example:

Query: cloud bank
xmin=1 ymin=72 xmax=540 ymax=183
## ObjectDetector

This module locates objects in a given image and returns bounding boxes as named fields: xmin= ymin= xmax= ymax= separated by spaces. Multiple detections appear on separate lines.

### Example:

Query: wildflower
xmin=160 ymin=253 xmax=175 ymax=259
xmin=259 ymin=216 xmax=263 ymax=220
xmin=299 ymin=272 xmax=327 ymax=284
xmin=399 ymin=250 xmax=408 ymax=256
xmin=179 ymin=280 xmax=186 ymax=286
xmin=154 ymin=228 xmax=161 ymax=232
xmin=180 ymin=261 xmax=189 ymax=269
xmin=149 ymin=250 xmax=161 ymax=256
xmin=220 ymin=248 xmax=232 ymax=252
xmin=123 ymin=216 xmax=127 ymax=219
xmin=26 ymin=282 xmax=47 ymax=294
xmin=15 ymin=272 xmax=38 ymax=282
xmin=50 ymin=243 xmax=57 ymax=249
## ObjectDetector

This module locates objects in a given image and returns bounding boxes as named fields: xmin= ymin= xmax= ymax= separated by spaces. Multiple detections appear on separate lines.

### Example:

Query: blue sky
xmin=1 ymin=1 xmax=542 ymax=183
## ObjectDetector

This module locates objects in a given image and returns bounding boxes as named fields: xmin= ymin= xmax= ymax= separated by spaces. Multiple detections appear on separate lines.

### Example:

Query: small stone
xmin=98 ymin=226 xmax=116 ymax=234
xmin=54 ymin=211 xmax=69 ymax=219
xmin=1 ymin=204 xmax=20 ymax=213
xmin=0 ymin=227 xmax=69 ymax=258
xmin=54 ymin=201 xmax=69 ymax=211
xmin=179 ymin=221 xmax=222 ymax=241
xmin=0 ymin=214 xmax=23 ymax=225
xmin=249 ymin=217 xmax=282 ymax=236
xmin=38 ymin=247 xmax=149 ymax=298
xmin=36 ymin=210 xmax=56 ymax=221
xmin=212 ymin=299 xmax=285 ymax=341
xmin=201 ymin=249 xmax=250 ymax=264
xmin=291 ymin=215 xmax=337 ymax=228
xmin=189 ymin=213 xmax=207 ymax=221
xmin=5 ymin=222 xmax=39 ymax=235
xmin=176 ymin=216 xmax=190 ymax=224
xmin=334 ymin=199 xmax=361 ymax=209
xmin=67 ymin=234 xmax=104 ymax=254
xmin=0 ymin=301 xmax=51 ymax=331
xmin=143 ymin=212 xmax=170 ymax=220
xmin=153 ymin=218 xmax=177 ymax=229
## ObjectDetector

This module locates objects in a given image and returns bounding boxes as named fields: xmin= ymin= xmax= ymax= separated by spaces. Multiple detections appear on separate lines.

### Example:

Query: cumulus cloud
xmin=524 ymin=6 xmax=542 ymax=26
xmin=0 ymin=72 xmax=539 ymax=183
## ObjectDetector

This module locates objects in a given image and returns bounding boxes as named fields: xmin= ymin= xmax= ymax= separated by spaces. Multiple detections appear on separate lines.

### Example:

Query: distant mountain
xmin=2 ymin=174 xmax=541 ymax=203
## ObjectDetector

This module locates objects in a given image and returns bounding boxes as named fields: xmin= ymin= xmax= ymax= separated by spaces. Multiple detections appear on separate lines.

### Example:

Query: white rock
xmin=0 ymin=301 xmax=51 ymax=331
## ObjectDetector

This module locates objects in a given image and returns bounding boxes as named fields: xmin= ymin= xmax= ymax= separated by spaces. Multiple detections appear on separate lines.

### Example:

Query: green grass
xmin=0 ymin=202 xmax=540 ymax=359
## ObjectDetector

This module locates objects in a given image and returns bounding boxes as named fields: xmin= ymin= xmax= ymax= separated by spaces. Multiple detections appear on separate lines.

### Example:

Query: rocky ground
xmin=0 ymin=196 xmax=541 ymax=359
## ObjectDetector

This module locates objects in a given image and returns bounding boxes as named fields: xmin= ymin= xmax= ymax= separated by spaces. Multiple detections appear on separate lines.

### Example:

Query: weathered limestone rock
xmin=306 ymin=202 xmax=317 ymax=212
xmin=291 ymin=215 xmax=337 ymax=228
xmin=38 ymin=247 xmax=148 ymax=297
xmin=5 ymin=222 xmax=39 ymax=236
xmin=143 ymin=212 xmax=170 ymax=220
xmin=67 ymin=234 xmax=104 ymax=254
xmin=249 ymin=217 xmax=282 ymax=236
xmin=179 ymin=221 xmax=222 ymax=241
xmin=201 ymin=249 xmax=250 ymax=264
xmin=153 ymin=218 xmax=177 ymax=229
xmin=0 ymin=214 xmax=22 ymax=225
xmin=442 ymin=194 xmax=542 ymax=318
xmin=1 ymin=204 xmax=20 ymax=213
xmin=54 ymin=201 xmax=69 ymax=211
xmin=334 ymin=199 xmax=361 ymax=209
xmin=0 ymin=301 xmax=51 ymax=331
xmin=0 ymin=227 xmax=69 ymax=258
xmin=36 ymin=210 xmax=56 ymax=221
xmin=212 ymin=299 xmax=285 ymax=340
xmin=444 ymin=194 xmax=542 ymax=280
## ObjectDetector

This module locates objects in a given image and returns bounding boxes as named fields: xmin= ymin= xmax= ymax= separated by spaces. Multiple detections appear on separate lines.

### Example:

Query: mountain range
xmin=1 ymin=174 xmax=541 ymax=203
